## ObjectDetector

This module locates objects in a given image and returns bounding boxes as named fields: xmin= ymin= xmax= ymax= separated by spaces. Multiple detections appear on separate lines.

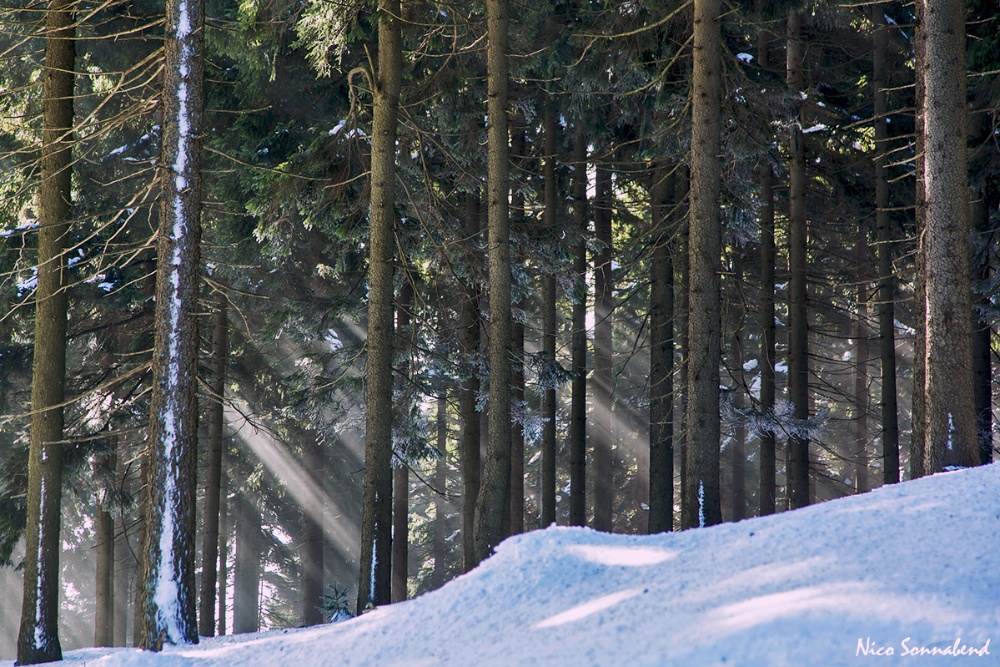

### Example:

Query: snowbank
xmin=5 ymin=464 xmax=999 ymax=666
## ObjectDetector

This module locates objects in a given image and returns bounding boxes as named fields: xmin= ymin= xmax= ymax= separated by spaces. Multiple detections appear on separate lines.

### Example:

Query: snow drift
xmin=5 ymin=463 xmax=999 ymax=666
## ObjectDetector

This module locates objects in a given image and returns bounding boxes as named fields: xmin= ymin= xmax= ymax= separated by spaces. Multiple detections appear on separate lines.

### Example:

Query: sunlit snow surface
xmin=8 ymin=464 xmax=1000 ymax=666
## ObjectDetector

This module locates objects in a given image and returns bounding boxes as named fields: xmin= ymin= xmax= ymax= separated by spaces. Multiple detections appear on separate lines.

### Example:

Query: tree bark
xmin=921 ymin=0 xmax=978 ymax=472
xmin=113 ymin=500 xmax=131 ymax=646
xmin=758 ymin=160 xmax=777 ymax=515
xmin=217 ymin=460 xmax=229 ymax=636
xmin=569 ymin=132 xmax=588 ymax=527
xmin=969 ymin=110 xmax=993 ymax=466
xmin=855 ymin=233 xmax=871 ymax=494
xmin=730 ymin=254 xmax=746 ymax=521
xmin=131 ymin=253 xmax=156 ymax=649
xmin=648 ymin=164 xmax=674 ymax=533
xmin=872 ymin=5 xmax=899 ymax=485
xmin=391 ymin=279 xmax=413 ymax=603
xmin=132 ymin=450 xmax=148 ymax=648
xmin=510 ymin=128 xmax=526 ymax=535
xmin=358 ymin=0 xmax=402 ymax=613
xmin=910 ymin=0 xmax=927 ymax=480
xmin=755 ymin=31 xmax=777 ymax=517
xmin=391 ymin=461 xmax=407 ymax=602
xmin=199 ymin=290 xmax=228 ymax=636
xmin=786 ymin=11 xmax=810 ymax=510
xmin=459 ymin=192 xmax=481 ymax=571
xmin=677 ymin=168 xmax=690 ymax=513
xmin=473 ymin=0 xmax=513 ymax=562
xmin=540 ymin=98 xmax=558 ymax=528
xmin=681 ymin=0 xmax=723 ymax=530
xmin=95 ymin=449 xmax=116 ymax=647
xmin=432 ymin=392 xmax=448 ymax=588
xmin=136 ymin=0 xmax=203 ymax=646
xmin=593 ymin=163 xmax=614 ymax=532
xmin=17 ymin=0 xmax=74 ymax=662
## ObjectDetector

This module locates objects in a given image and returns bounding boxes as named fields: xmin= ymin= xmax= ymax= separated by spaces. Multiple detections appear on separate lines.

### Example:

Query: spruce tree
xmin=473 ymin=0 xmax=513 ymax=562
xmin=16 ymin=0 xmax=74 ymax=660
xmin=871 ymin=5 xmax=899 ymax=485
xmin=920 ymin=0 xmax=978 ymax=471
xmin=648 ymin=164 xmax=674 ymax=533
xmin=682 ymin=0 xmax=723 ymax=529
xmin=568 ymin=132 xmax=588 ymax=528
xmin=358 ymin=0 xmax=403 ymax=612
xmin=785 ymin=11 xmax=810 ymax=509
xmin=199 ymin=290 xmax=228 ymax=636
xmin=136 ymin=0 xmax=204 ymax=648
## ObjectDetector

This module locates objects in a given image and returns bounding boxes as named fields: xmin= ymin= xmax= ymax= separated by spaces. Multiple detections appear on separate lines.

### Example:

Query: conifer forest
xmin=0 ymin=0 xmax=998 ymax=662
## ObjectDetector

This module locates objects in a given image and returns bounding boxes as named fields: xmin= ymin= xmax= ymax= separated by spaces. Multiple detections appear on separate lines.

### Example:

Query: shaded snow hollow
xmin=9 ymin=464 xmax=1000 ymax=666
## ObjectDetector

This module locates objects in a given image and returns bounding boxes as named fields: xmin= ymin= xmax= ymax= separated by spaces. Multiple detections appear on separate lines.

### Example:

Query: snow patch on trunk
xmin=698 ymin=481 xmax=705 ymax=528
xmin=34 ymin=473 xmax=47 ymax=647
xmin=370 ymin=492 xmax=379 ymax=604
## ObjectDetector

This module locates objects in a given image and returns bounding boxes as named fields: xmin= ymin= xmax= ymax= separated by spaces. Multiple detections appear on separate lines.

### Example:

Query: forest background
xmin=0 ymin=0 xmax=998 ymax=661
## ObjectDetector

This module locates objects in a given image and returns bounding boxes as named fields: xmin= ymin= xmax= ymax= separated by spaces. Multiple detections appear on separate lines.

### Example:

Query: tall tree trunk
xmin=131 ymin=253 xmax=156 ymax=648
xmin=232 ymin=493 xmax=261 ymax=634
xmin=872 ymin=5 xmax=899 ymax=485
xmin=855 ymin=234 xmax=871 ymax=494
xmin=969 ymin=110 xmax=993 ymax=466
xmin=540 ymin=98 xmax=558 ymax=528
xmin=199 ymin=290 xmax=228 ymax=636
xmin=758 ymin=160 xmax=777 ymax=514
xmin=459 ymin=193 xmax=481 ymax=571
xmin=95 ymin=448 xmax=116 ymax=647
xmin=510 ymin=128 xmax=526 ymax=535
xmin=217 ymin=460 xmax=229 ymax=636
xmin=391 ymin=279 xmax=414 ymax=603
xmin=509 ymin=327 xmax=524 ymax=530
xmin=16 ymin=0 xmax=74 ymax=662
xmin=786 ymin=11 xmax=810 ymax=510
xmin=473 ymin=0 xmax=512 ymax=562
xmin=113 ymin=503 xmax=131 ymax=646
xmin=921 ymin=0 xmax=977 ymax=472
xmin=432 ymin=392 xmax=448 ymax=588
xmin=302 ymin=432 xmax=325 ymax=623
xmin=132 ymin=450 xmax=149 ymax=648
xmin=756 ymin=31 xmax=777 ymax=517
xmin=730 ymin=255 xmax=746 ymax=521
xmin=509 ymin=356 xmax=524 ymax=535
xmin=910 ymin=0 xmax=927 ymax=480
xmin=677 ymin=168 xmax=690 ymax=512
xmin=648 ymin=164 xmax=674 ymax=533
xmin=569 ymin=132 xmax=588 ymax=527
xmin=682 ymin=0 xmax=723 ymax=529
xmin=593 ymin=163 xmax=614 ymax=532
xmin=391 ymin=461 xmax=407 ymax=602
xmin=480 ymin=365 xmax=489 ymax=489
xmin=358 ymin=0 xmax=402 ymax=613
xmin=136 ymin=0 xmax=204 ymax=647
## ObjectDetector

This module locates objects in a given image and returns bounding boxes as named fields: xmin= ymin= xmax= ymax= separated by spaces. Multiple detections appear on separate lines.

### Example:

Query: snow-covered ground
xmin=5 ymin=464 xmax=999 ymax=666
